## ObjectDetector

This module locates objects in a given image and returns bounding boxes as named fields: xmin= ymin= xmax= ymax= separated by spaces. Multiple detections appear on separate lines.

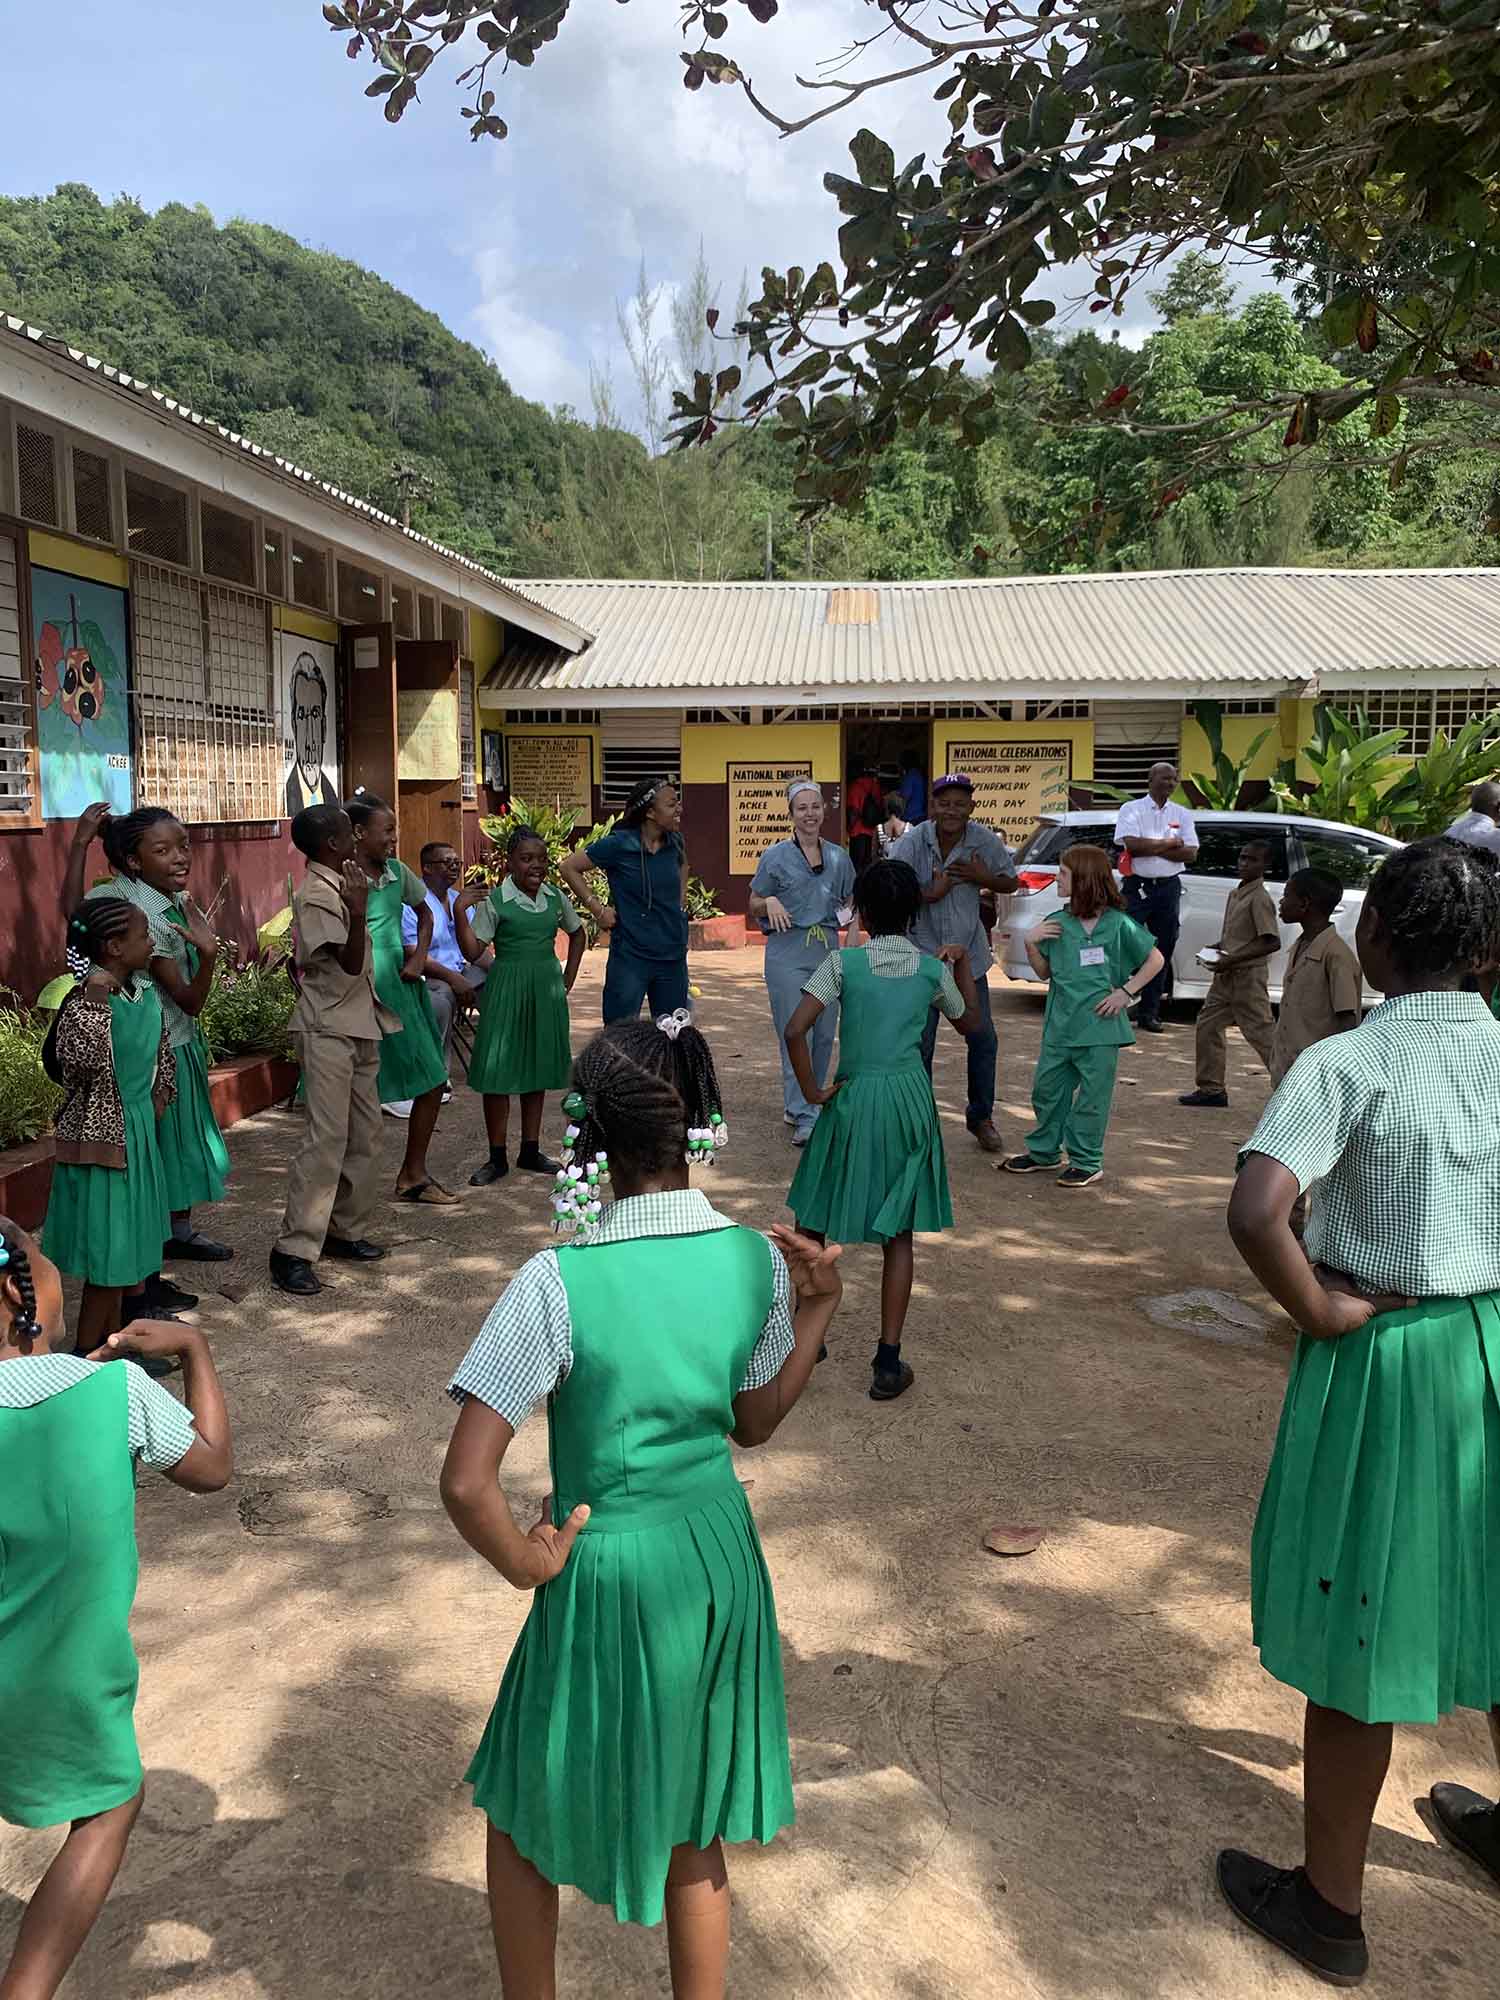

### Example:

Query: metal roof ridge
xmin=506 ymin=566 xmax=1500 ymax=594
xmin=0 ymin=308 xmax=590 ymax=649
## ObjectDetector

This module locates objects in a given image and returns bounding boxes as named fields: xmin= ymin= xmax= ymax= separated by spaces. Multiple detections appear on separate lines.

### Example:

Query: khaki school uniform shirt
xmin=1213 ymin=880 xmax=1279 ymax=986
xmin=291 ymin=862 xmax=399 ymax=1041
xmin=1271 ymin=926 xmax=1362 ymax=1086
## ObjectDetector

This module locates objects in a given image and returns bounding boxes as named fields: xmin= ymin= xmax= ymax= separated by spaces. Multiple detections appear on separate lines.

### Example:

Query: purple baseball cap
xmin=932 ymin=773 xmax=974 ymax=794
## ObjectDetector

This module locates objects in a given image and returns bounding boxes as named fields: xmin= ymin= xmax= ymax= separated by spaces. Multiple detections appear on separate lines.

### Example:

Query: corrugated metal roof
xmin=488 ymin=569 xmax=1500 ymax=701
xmin=0 ymin=314 xmax=591 ymax=651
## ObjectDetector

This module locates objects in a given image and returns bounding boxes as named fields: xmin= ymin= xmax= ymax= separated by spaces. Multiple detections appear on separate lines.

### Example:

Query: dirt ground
xmin=5 ymin=953 xmax=1499 ymax=1999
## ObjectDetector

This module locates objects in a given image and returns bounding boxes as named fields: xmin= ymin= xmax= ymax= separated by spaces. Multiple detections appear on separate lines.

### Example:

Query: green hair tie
xmin=561 ymin=1090 xmax=587 ymax=1119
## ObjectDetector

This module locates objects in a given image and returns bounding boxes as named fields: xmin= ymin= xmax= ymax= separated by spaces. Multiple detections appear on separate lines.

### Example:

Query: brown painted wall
xmin=0 ymin=821 xmax=298 ymax=1002
xmin=682 ymin=785 xmax=738 ymax=912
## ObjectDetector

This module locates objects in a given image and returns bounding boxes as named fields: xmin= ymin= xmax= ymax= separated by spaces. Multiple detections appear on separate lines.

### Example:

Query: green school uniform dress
xmin=0 ymin=1353 xmax=195 ymax=1828
xmin=466 ymin=878 xmax=581 ymax=1097
xmin=449 ymin=1191 xmax=797 ymax=1925
xmin=82 ymin=878 xmax=230 ymax=1211
xmin=366 ymin=859 xmax=448 ymax=1104
xmin=1025 ymin=908 xmax=1155 ymax=1175
xmin=44 ymin=984 xmax=174 ymax=1291
xmin=787 ymin=938 xmax=965 ymax=1244
xmin=1242 ymin=992 xmax=1500 ymax=1724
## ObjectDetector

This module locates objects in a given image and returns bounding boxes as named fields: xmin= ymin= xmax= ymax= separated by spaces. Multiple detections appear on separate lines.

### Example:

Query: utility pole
xmin=763 ymin=511 xmax=773 ymax=580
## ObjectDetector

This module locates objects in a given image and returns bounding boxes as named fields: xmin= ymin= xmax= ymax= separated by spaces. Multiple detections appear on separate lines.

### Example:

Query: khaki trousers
xmin=1195 ymin=974 xmax=1276 ymax=1091
xmin=275 ymin=1031 xmax=383 ymax=1261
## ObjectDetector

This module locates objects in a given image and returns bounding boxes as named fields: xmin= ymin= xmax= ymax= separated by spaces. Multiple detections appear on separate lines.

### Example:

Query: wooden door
xmin=342 ymin=622 xmax=397 ymax=808
xmin=395 ymin=638 xmax=463 ymax=868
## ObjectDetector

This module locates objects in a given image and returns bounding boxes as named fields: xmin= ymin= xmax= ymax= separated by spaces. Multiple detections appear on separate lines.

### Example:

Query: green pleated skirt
xmin=373 ymin=964 xmax=448 ymax=1103
xmin=787 ymin=1065 xmax=953 ymax=1244
xmin=467 ymin=956 xmax=571 ymax=1097
xmin=157 ymin=1035 xmax=230 ymax=1210
xmin=466 ymin=1479 xmax=795 ymax=1926
xmin=1252 ymin=1291 xmax=1500 ymax=1724
xmin=44 ymin=1104 xmax=172 ymax=1291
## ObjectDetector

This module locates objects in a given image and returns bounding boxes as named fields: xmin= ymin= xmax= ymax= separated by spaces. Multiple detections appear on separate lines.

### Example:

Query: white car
xmin=997 ymin=809 xmax=1401 ymax=1004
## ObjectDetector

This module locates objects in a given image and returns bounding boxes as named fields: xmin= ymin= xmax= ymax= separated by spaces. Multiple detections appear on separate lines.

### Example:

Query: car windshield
xmin=1015 ymin=820 xmax=1116 ymax=866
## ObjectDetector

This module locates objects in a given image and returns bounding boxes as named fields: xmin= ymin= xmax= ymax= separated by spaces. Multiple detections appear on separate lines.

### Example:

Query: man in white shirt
xmin=1444 ymin=781 xmax=1500 ymax=858
xmin=1111 ymin=762 xmax=1199 ymax=1033
xmin=400 ymin=842 xmax=489 ymax=1069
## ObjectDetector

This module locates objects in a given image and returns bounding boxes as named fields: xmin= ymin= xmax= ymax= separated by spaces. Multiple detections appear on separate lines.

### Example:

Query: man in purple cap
xmin=891 ymin=774 xmax=1019 ymax=1152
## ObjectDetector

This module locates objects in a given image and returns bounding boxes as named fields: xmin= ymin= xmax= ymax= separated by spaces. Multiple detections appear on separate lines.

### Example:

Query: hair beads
xmin=686 ymin=1111 xmax=727 ymax=1166
xmin=552 ymin=1092 xmax=609 ymax=1237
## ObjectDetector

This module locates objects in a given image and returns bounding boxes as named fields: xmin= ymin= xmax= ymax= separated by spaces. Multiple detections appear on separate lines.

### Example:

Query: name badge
xmin=1079 ymin=945 xmax=1107 ymax=967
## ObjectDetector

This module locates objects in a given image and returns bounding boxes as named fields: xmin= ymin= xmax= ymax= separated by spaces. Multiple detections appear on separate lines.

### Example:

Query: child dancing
xmin=441 ymin=1015 xmax=840 ymax=1998
xmin=1219 ymin=838 xmax=1500 ymax=1985
xmin=0 ymin=1217 xmax=231 ymax=2000
xmin=1004 ymin=842 xmax=1161 ymax=1187
xmin=783 ymin=858 xmax=978 ymax=1402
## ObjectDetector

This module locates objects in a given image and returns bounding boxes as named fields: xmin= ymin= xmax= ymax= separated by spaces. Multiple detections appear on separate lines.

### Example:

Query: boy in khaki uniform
xmin=1270 ymin=868 xmax=1362 ymax=1087
xmin=1180 ymin=840 xmax=1280 ymax=1108
xmin=270 ymin=805 xmax=399 ymax=1297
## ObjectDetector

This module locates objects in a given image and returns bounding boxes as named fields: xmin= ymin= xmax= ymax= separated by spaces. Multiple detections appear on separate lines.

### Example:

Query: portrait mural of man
xmin=277 ymin=633 xmax=341 ymax=817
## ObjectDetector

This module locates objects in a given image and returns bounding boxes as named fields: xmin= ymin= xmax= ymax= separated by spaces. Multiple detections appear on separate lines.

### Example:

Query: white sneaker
xmin=441 ymin=1086 xmax=453 ymax=1105
xmin=382 ymin=1099 xmax=414 ymax=1120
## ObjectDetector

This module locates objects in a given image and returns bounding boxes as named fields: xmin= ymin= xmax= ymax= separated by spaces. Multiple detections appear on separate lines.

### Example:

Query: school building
xmin=482 ymin=569 xmax=1500 ymax=911
xmin=4 ymin=304 xmax=1500 ymax=995
xmin=0 ymin=312 xmax=589 ymax=996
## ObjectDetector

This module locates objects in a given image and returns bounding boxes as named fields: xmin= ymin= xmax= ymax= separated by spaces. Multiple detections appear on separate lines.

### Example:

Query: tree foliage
xmin=327 ymin=0 xmax=1500 ymax=527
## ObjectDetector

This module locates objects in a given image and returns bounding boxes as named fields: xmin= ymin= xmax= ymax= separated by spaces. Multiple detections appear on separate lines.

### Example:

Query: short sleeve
xmin=468 ymin=897 xmax=499 ymax=945
xmin=124 ymin=1368 xmax=197 ymax=1469
xmin=1112 ymin=800 xmax=1136 ymax=843
xmin=586 ymin=831 xmax=628 ymax=870
xmin=1176 ymin=805 xmax=1200 ymax=848
xmin=935 ymin=963 xmax=967 ymax=1020
xmin=1120 ymin=916 xmax=1155 ymax=975
xmin=1250 ymin=887 xmax=1280 ymax=940
xmin=802 ymin=953 xmax=844 ymax=1005
xmin=399 ymin=863 xmax=427 ymax=909
xmin=887 ymin=828 xmax=921 ymax=873
xmin=1238 ymin=1045 xmax=1368 ymax=1192
xmin=1327 ymin=941 xmax=1363 ymax=1018
xmin=739 ymin=1240 xmax=795 ymax=1392
xmin=976 ymin=825 xmax=1017 ymax=874
xmin=144 ymin=906 xmax=185 ymax=963
xmin=296 ymin=884 xmax=347 ymax=964
xmin=400 ymin=901 xmax=421 ymax=948
xmin=447 ymin=1250 xmax=572 ymax=1431
xmin=833 ymin=848 xmax=856 ymax=900
xmin=749 ymin=846 xmax=785 ymax=897
xmin=553 ymin=888 xmax=583 ymax=935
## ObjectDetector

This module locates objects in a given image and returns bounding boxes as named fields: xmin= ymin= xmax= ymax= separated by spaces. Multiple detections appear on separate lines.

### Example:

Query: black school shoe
xmin=163 ymin=1231 xmax=234 ymax=1262
xmin=515 ymin=1143 xmax=562 ymax=1174
xmin=322 ymin=1235 xmax=387 ymax=1262
xmin=869 ymin=1361 xmax=915 ymax=1402
xmin=1216 ymin=1852 xmax=1368 ymax=1987
xmin=1179 ymin=1089 xmax=1230 ymax=1107
xmin=269 ymin=1250 xmax=321 ymax=1296
xmin=145 ymin=1273 xmax=200 ymax=1313
xmin=1430 ymin=1783 xmax=1500 ymax=1889
xmin=1137 ymin=1018 xmax=1167 ymax=1034
xmin=470 ymin=1150 xmax=509 ymax=1186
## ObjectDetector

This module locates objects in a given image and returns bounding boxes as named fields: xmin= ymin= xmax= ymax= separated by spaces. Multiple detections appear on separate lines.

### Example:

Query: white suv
xmin=997 ymin=810 xmax=1401 ymax=1004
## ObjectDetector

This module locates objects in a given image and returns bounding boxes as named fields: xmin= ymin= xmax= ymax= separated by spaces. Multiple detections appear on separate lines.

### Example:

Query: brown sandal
xmin=395 ymin=1180 xmax=461 ymax=1205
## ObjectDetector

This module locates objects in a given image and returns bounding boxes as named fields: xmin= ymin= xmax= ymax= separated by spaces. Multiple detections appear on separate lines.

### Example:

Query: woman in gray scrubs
xmin=748 ymin=779 xmax=856 ymax=1146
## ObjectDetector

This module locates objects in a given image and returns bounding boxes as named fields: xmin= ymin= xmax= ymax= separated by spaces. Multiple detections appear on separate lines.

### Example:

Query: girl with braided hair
xmin=561 ymin=777 xmax=691 ymax=1023
xmin=453 ymin=825 xmax=586 ymax=1185
xmin=64 ymin=800 xmax=233 ymax=1305
xmin=442 ymin=1015 xmax=841 ymax=1994
xmin=42 ymin=900 xmax=179 ymax=1369
xmin=1218 ymin=838 xmax=1500 ymax=1985
xmin=0 ymin=1216 xmax=231 ymax=2000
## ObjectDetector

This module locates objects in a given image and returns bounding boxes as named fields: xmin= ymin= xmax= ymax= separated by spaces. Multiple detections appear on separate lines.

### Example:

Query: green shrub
xmin=0 ymin=993 xmax=62 ymax=1150
xmin=198 ymin=951 xmax=298 ymax=1062
xmin=684 ymin=875 xmax=723 ymax=921
xmin=476 ymin=796 xmax=620 ymax=943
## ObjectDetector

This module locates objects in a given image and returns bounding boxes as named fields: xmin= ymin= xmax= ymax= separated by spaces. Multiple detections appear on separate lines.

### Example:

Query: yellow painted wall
xmin=27 ymin=529 xmax=128 ymax=588
xmin=273 ymin=603 xmax=340 ymax=646
xmin=1179 ymin=710 xmax=1283 ymax=785
xmin=467 ymin=607 xmax=504 ymax=676
xmin=931 ymin=718 xmax=1094 ymax=783
xmin=682 ymin=723 xmax=843 ymax=786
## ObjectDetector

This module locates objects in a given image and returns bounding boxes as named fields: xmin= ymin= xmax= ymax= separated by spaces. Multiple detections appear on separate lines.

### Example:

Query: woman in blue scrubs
xmin=562 ymin=778 xmax=691 ymax=1023
xmin=749 ymin=780 xmax=856 ymax=1146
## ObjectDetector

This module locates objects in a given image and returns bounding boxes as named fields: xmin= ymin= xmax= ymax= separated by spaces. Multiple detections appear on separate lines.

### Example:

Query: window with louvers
xmin=16 ymin=426 xmax=58 ymax=527
xmin=201 ymin=502 xmax=257 ymax=589
xmin=392 ymin=583 xmax=415 ymax=638
xmin=71 ymin=448 xmax=114 ymax=544
xmin=263 ymin=527 xmax=286 ymax=601
xmin=0 ymin=526 xmax=38 ymax=824
xmin=459 ymin=662 xmax=476 ymax=802
xmin=132 ymin=559 xmax=279 ymax=822
xmin=418 ymin=594 xmax=437 ymax=641
xmin=337 ymin=559 xmax=382 ymax=622
xmin=441 ymin=603 xmax=465 ymax=651
xmin=125 ymin=467 xmax=191 ymax=567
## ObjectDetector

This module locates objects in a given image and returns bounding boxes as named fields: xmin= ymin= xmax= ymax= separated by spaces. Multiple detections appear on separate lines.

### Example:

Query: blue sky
xmin=1 ymin=0 xmax=1177 ymax=422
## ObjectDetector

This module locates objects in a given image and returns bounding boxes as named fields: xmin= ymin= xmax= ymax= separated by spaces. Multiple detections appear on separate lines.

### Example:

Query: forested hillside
xmin=0 ymin=187 xmax=1492 ymax=582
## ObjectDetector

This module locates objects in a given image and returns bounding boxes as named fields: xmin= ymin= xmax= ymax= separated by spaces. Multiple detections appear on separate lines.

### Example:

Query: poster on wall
xmin=32 ymin=568 xmax=133 ymax=821
xmin=397 ymin=685 xmax=460 ymax=781
xmin=505 ymin=733 xmax=592 ymax=819
xmin=940 ymin=739 xmax=1071 ymax=846
xmin=728 ymin=760 xmax=813 ymax=874
xmin=276 ymin=632 xmax=342 ymax=818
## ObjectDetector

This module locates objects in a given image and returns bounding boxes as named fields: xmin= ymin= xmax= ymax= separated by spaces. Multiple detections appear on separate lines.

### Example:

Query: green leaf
xmin=1371 ymin=393 xmax=1400 ymax=439
xmin=1017 ymin=297 xmax=1057 ymax=325
xmin=989 ymin=317 xmax=1032 ymax=373
xmin=35 ymin=975 xmax=75 ymax=1011
xmin=849 ymin=128 xmax=896 ymax=189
